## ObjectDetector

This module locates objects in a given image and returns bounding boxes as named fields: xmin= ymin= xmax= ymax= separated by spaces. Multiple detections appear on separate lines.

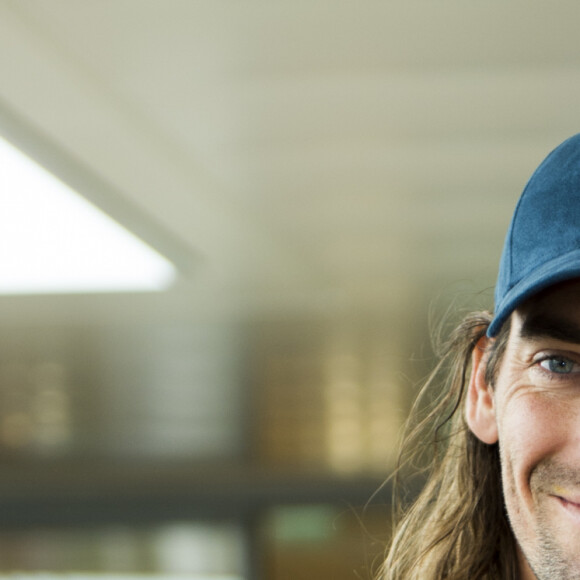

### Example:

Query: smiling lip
xmin=558 ymin=496 xmax=580 ymax=507
xmin=554 ymin=494 xmax=580 ymax=522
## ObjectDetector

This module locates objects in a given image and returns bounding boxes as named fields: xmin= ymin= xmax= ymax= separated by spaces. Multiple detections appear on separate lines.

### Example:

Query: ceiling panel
xmin=0 ymin=0 xmax=578 ymax=326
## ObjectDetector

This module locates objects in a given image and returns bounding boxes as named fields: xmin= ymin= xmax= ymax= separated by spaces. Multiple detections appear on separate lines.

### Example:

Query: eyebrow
xmin=519 ymin=313 xmax=580 ymax=345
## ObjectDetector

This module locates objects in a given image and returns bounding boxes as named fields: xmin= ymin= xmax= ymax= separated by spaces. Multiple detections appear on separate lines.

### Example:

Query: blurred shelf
xmin=0 ymin=460 xmax=391 ymax=528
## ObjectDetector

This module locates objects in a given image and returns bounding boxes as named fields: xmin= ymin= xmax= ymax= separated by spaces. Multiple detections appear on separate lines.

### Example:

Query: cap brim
xmin=487 ymin=248 xmax=580 ymax=337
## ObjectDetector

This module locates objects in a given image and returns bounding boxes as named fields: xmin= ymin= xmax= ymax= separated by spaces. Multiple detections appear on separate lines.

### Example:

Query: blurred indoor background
xmin=0 ymin=1 xmax=579 ymax=578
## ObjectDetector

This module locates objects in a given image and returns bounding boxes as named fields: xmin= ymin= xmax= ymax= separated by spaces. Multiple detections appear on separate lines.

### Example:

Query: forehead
xmin=513 ymin=279 xmax=580 ymax=337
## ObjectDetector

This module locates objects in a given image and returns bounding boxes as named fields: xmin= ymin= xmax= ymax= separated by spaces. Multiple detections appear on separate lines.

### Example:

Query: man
xmin=381 ymin=133 xmax=580 ymax=579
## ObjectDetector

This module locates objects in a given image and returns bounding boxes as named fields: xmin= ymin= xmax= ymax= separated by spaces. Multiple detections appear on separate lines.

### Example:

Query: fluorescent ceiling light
xmin=0 ymin=135 xmax=176 ymax=294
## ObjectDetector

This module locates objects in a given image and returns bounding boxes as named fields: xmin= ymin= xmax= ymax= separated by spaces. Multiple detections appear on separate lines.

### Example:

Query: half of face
xmin=466 ymin=279 xmax=580 ymax=580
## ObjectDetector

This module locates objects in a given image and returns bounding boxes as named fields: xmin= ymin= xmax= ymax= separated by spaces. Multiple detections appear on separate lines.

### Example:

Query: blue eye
xmin=539 ymin=357 xmax=577 ymax=374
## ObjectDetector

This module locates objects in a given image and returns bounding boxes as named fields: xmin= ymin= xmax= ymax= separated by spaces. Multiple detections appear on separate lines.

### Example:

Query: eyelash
xmin=535 ymin=354 xmax=580 ymax=377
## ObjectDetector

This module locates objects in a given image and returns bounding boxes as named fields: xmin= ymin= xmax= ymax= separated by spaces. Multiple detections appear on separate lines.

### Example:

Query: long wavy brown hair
xmin=379 ymin=311 xmax=518 ymax=579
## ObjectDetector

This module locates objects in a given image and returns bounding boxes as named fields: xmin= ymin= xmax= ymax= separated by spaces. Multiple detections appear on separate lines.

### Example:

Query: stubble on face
xmin=520 ymin=460 xmax=580 ymax=580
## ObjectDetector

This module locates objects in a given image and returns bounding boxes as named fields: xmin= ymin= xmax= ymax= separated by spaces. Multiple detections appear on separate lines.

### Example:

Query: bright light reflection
xmin=0 ymin=135 xmax=176 ymax=294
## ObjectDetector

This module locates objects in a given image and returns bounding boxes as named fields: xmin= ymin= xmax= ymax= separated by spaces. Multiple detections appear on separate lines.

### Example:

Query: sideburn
xmin=484 ymin=318 xmax=511 ymax=387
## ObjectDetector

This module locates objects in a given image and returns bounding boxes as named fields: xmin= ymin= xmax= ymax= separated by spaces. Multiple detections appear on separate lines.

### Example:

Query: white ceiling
xmin=0 ymin=0 xmax=579 ymax=332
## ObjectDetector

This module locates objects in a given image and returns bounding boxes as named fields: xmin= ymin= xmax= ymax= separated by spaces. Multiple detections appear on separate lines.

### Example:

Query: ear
xmin=465 ymin=336 xmax=498 ymax=444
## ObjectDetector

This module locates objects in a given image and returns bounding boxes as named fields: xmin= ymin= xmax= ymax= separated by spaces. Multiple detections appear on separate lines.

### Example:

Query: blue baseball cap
xmin=488 ymin=133 xmax=580 ymax=337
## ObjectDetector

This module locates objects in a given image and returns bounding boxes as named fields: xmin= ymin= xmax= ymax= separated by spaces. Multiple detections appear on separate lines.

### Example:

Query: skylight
xmin=0 ymin=135 xmax=176 ymax=294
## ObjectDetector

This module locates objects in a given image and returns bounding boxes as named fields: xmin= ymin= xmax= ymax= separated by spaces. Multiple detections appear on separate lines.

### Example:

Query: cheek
xmin=499 ymin=394 xmax=566 ymax=484
xmin=497 ymin=394 xmax=567 ymax=548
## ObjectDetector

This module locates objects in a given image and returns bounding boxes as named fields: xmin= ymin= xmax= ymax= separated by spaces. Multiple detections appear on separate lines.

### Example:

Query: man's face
xmin=492 ymin=280 xmax=580 ymax=579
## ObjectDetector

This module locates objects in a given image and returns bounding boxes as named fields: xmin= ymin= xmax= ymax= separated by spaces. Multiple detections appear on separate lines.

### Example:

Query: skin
xmin=467 ymin=280 xmax=580 ymax=580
